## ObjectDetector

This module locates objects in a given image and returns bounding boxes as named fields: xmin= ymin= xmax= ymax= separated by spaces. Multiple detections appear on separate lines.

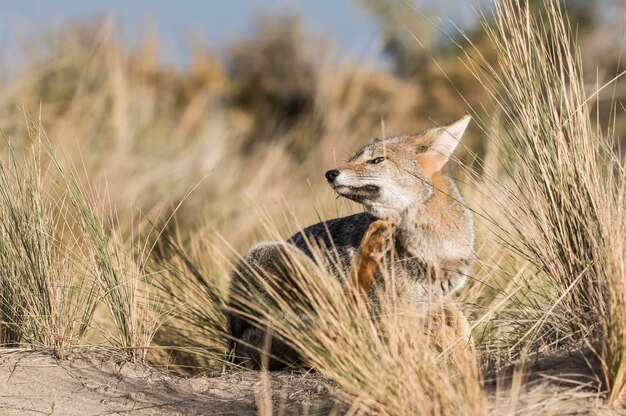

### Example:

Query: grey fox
xmin=227 ymin=116 xmax=474 ymax=369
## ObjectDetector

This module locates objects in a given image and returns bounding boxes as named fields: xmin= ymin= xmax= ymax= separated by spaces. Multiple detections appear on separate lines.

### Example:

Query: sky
xmin=1 ymin=1 xmax=621 ymax=69
xmin=0 ymin=0 xmax=385 ymax=66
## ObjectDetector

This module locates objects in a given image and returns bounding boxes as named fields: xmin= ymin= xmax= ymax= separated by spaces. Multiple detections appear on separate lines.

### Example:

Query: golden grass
xmin=460 ymin=0 xmax=626 ymax=403
xmin=0 ymin=128 xmax=97 ymax=357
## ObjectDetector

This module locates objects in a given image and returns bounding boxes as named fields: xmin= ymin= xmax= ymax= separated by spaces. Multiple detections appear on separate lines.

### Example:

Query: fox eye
xmin=367 ymin=156 xmax=385 ymax=164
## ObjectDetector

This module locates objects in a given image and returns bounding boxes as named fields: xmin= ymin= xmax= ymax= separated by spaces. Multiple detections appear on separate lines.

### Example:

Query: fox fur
xmin=227 ymin=115 xmax=474 ymax=369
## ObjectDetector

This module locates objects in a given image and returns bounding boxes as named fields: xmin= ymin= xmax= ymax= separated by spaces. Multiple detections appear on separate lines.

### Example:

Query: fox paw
xmin=352 ymin=219 xmax=397 ymax=296
xmin=360 ymin=219 xmax=396 ymax=262
xmin=440 ymin=273 xmax=468 ymax=295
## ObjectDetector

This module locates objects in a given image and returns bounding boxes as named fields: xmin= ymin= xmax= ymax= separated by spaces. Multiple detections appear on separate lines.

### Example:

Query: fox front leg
xmin=352 ymin=218 xmax=397 ymax=296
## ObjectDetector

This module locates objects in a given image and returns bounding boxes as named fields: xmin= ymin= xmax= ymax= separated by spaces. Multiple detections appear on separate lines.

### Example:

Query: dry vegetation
xmin=1 ymin=0 xmax=626 ymax=414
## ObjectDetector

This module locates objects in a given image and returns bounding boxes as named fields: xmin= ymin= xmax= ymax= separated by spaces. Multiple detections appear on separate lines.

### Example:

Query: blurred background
xmin=0 ymin=0 xmax=624 ymax=251
xmin=0 ymin=0 xmax=485 ymax=67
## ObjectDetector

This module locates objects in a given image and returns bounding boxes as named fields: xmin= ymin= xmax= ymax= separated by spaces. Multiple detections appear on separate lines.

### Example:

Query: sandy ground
xmin=2 ymin=348 xmax=626 ymax=415
xmin=486 ymin=348 xmax=626 ymax=416
xmin=0 ymin=350 xmax=338 ymax=415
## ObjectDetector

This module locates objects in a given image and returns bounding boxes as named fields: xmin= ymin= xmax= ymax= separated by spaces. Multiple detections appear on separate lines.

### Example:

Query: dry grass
xmin=0 ymin=128 xmax=97 ymax=358
xmin=460 ymin=0 xmax=626 ymax=403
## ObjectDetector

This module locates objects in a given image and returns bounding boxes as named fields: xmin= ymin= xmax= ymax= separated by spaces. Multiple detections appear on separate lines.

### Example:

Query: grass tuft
xmin=461 ymin=0 xmax=626 ymax=402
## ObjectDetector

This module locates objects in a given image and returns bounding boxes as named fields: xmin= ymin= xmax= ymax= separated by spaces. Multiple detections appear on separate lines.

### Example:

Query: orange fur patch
xmin=352 ymin=220 xmax=394 ymax=296
xmin=416 ymin=153 xmax=446 ymax=177
xmin=355 ymin=257 xmax=378 ymax=296
xmin=430 ymin=172 xmax=452 ymax=200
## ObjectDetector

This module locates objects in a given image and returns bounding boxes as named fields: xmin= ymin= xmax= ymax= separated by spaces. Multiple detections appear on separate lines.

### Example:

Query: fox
xmin=227 ymin=115 xmax=474 ymax=369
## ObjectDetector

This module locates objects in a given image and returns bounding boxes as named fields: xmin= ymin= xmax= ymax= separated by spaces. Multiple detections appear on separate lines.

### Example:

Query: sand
xmin=3 ymin=348 xmax=626 ymax=415
xmin=0 ymin=349 xmax=337 ymax=415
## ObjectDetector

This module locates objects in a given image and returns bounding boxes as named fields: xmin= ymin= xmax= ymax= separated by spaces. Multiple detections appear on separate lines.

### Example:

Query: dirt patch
xmin=0 ymin=350 xmax=339 ymax=415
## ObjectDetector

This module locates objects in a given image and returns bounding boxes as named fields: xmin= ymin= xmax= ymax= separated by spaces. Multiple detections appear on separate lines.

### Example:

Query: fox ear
xmin=417 ymin=115 xmax=471 ymax=176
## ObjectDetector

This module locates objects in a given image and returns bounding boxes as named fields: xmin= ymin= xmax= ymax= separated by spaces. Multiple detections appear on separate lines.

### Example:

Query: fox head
xmin=325 ymin=115 xmax=471 ymax=218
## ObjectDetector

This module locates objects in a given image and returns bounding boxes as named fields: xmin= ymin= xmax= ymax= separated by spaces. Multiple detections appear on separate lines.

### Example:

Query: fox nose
xmin=325 ymin=169 xmax=340 ymax=182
